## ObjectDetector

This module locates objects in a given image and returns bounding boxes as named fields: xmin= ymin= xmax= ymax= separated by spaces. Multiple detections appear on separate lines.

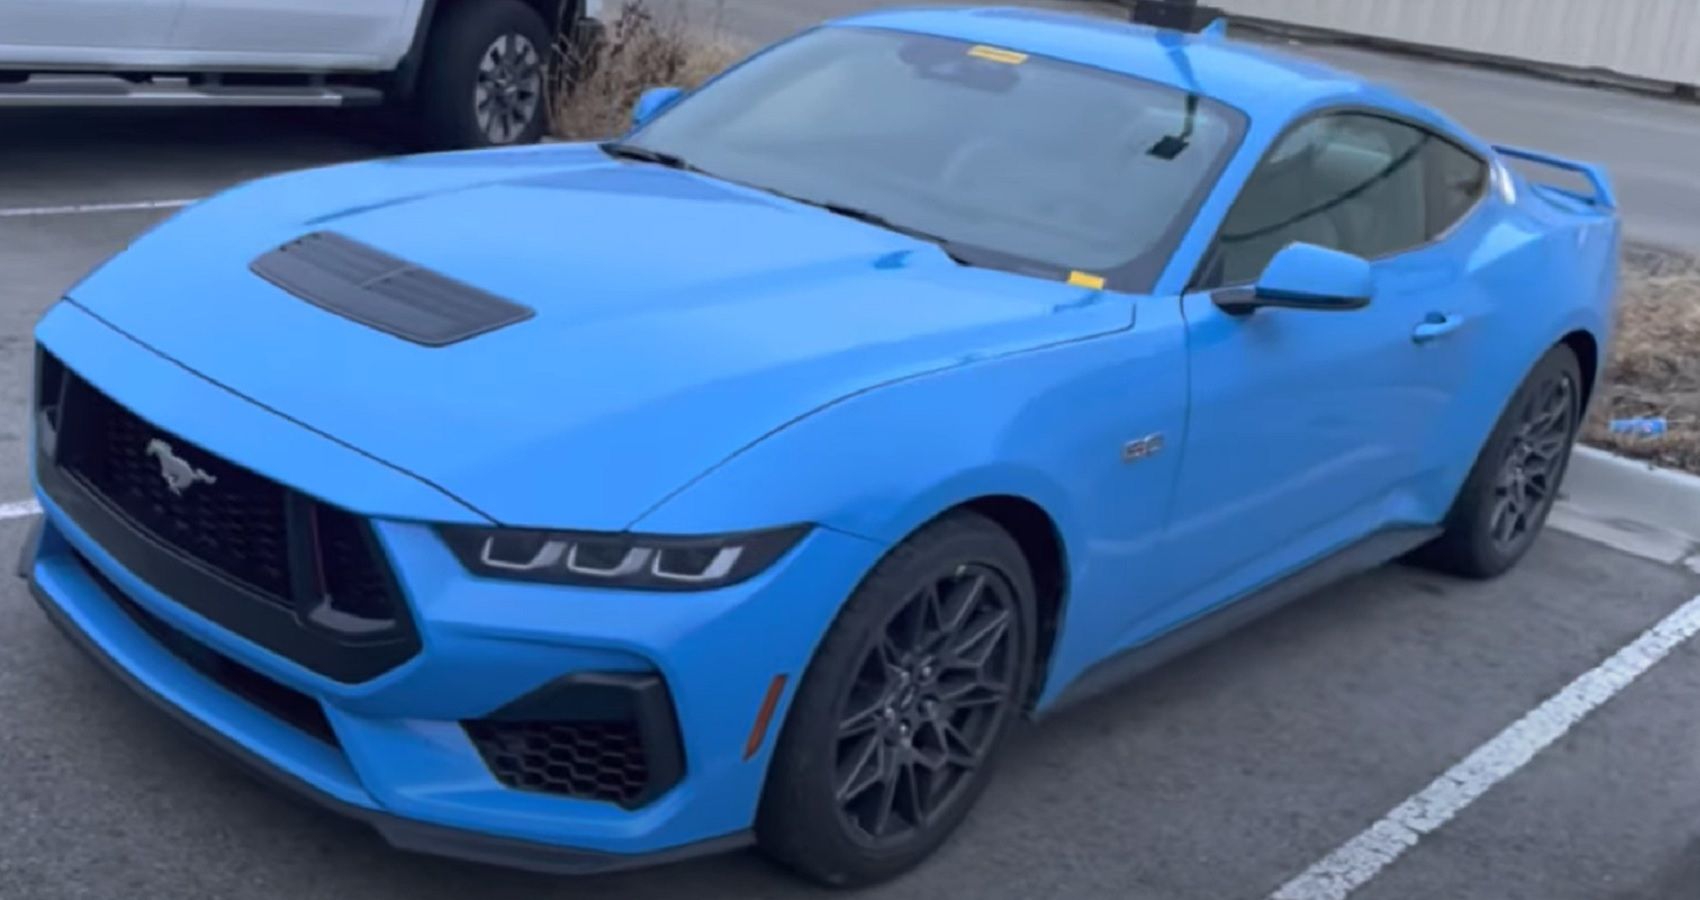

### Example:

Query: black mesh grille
xmin=314 ymin=504 xmax=394 ymax=622
xmin=37 ymin=350 xmax=420 ymax=682
xmin=465 ymin=721 xmax=651 ymax=805
xmin=61 ymin=382 xmax=292 ymax=602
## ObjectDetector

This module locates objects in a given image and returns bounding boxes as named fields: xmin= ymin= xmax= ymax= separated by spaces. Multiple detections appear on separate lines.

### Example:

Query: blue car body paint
xmin=26 ymin=6 xmax=1619 ymax=868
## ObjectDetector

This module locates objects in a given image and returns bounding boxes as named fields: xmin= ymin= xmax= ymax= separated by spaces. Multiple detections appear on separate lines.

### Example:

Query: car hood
xmin=69 ymin=143 xmax=1131 ymax=529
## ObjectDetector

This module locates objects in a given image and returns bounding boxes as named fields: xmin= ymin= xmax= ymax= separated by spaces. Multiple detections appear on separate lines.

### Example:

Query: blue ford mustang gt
xmin=22 ymin=3 xmax=1619 ymax=888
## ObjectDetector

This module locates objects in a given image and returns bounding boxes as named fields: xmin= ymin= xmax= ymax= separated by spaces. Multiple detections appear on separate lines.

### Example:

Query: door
xmin=167 ymin=0 xmax=412 ymax=61
xmin=1146 ymin=112 xmax=1491 ymax=630
xmin=0 ymin=0 xmax=181 ymax=54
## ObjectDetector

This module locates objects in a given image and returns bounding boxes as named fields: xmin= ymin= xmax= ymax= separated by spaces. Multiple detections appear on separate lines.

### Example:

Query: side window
xmin=1202 ymin=113 xmax=1444 ymax=288
xmin=1422 ymin=137 xmax=1489 ymax=238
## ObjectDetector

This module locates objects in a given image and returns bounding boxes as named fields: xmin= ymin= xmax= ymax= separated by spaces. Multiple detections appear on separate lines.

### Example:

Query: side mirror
xmin=1214 ymin=243 xmax=1373 ymax=315
xmin=632 ymin=86 xmax=684 ymax=129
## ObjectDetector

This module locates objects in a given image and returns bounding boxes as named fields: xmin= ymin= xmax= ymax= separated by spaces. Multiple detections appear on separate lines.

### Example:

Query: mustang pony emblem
xmin=144 ymin=439 xmax=217 ymax=496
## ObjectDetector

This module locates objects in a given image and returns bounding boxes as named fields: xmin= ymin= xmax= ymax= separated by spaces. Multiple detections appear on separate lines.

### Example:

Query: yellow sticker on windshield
xmin=1068 ymin=271 xmax=1107 ymax=290
xmin=967 ymin=45 xmax=1029 ymax=65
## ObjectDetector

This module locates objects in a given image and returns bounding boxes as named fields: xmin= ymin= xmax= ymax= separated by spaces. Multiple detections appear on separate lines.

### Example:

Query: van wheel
xmin=415 ymin=0 xmax=552 ymax=149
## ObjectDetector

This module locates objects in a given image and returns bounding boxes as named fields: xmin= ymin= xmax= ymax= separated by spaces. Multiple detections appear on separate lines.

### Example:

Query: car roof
xmin=829 ymin=6 xmax=1436 ymax=128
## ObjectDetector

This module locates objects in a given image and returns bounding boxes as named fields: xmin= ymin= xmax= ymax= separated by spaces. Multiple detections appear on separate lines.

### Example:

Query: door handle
xmin=1412 ymin=312 xmax=1465 ymax=344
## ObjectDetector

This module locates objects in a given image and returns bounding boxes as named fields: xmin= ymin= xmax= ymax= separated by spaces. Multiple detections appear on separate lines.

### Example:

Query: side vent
xmin=251 ymin=231 xmax=534 ymax=346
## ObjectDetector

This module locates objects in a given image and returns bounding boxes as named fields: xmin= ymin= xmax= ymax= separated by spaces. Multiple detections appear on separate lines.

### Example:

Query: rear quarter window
xmin=1423 ymin=138 xmax=1489 ymax=238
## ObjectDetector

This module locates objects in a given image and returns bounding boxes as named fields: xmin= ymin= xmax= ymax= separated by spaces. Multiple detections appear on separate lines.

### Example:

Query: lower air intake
xmin=466 ymin=720 xmax=652 ymax=805
xmin=463 ymin=672 xmax=685 ymax=809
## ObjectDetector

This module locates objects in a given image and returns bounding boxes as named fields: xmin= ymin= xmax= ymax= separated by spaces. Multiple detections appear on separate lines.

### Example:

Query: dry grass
xmin=1583 ymin=245 xmax=1700 ymax=472
xmin=549 ymin=1 xmax=747 ymax=142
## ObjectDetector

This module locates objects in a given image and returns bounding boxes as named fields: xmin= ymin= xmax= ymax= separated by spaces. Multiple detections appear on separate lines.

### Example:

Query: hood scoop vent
xmin=250 ymin=231 xmax=533 ymax=347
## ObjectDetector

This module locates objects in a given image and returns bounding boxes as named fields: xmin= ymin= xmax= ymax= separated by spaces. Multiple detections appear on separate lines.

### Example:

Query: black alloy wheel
xmin=832 ymin=562 xmax=1022 ymax=844
xmin=1487 ymin=368 xmax=1576 ymax=552
xmin=757 ymin=512 xmax=1036 ymax=887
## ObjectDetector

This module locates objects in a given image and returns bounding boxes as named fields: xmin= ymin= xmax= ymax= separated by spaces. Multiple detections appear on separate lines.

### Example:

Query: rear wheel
xmin=414 ymin=0 xmax=552 ymax=149
xmin=1414 ymin=344 xmax=1583 ymax=578
xmin=757 ymin=512 xmax=1035 ymax=887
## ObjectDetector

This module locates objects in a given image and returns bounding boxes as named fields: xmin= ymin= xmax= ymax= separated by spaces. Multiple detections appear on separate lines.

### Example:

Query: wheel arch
xmin=1435 ymin=318 xmax=1605 ymax=516
xmin=1560 ymin=327 xmax=1601 ymax=414
xmin=938 ymin=494 xmax=1070 ymax=712
xmin=394 ymin=0 xmax=581 ymax=98
xmin=766 ymin=483 xmax=1077 ymax=717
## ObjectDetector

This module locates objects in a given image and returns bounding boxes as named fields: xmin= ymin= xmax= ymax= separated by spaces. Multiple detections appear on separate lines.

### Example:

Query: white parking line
xmin=1270 ymin=589 xmax=1700 ymax=900
xmin=0 ymin=499 xmax=41 ymax=520
xmin=0 ymin=198 xmax=198 ymax=219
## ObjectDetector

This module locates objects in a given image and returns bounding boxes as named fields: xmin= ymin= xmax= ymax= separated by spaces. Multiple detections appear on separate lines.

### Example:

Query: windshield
xmin=623 ymin=26 xmax=1246 ymax=290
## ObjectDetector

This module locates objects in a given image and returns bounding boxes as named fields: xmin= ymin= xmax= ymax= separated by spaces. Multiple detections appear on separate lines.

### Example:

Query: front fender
xmin=628 ymin=340 xmax=1122 ymax=546
xmin=634 ymin=301 xmax=1194 ymax=706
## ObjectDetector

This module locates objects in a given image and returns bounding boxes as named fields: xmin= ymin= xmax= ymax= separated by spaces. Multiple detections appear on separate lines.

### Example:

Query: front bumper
xmin=27 ymin=468 xmax=883 ymax=870
xmin=25 ymin=306 xmax=887 ymax=870
xmin=24 ymin=532 xmax=744 ymax=874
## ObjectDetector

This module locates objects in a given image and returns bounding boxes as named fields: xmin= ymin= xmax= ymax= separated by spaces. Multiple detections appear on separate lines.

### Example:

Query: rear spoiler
xmin=1492 ymin=144 xmax=1618 ymax=211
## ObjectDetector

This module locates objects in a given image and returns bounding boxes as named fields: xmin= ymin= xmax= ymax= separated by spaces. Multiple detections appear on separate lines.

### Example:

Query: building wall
xmin=1217 ymin=0 xmax=1700 ymax=86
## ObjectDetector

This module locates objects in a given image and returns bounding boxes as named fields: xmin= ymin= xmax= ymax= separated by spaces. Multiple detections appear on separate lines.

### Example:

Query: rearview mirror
xmin=632 ymin=86 xmax=684 ymax=129
xmin=1214 ymin=243 xmax=1373 ymax=315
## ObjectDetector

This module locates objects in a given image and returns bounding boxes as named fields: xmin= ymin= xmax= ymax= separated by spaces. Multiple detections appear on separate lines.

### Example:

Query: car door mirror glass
xmin=632 ymin=86 xmax=685 ymax=129
xmin=1216 ymin=243 xmax=1374 ymax=314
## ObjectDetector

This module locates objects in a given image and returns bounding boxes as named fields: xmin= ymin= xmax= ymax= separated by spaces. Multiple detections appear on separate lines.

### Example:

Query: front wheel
xmin=757 ymin=512 xmax=1036 ymax=887
xmin=414 ymin=0 xmax=553 ymax=149
xmin=1413 ymin=343 xmax=1583 ymax=578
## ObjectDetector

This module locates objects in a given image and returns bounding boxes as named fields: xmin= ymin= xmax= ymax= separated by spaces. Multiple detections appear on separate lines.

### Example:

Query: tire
xmin=1412 ymin=343 xmax=1584 ymax=579
xmin=756 ymin=512 xmax=1037 ymax=887
xmin=413 ymin=0 xmax=553 ymax=150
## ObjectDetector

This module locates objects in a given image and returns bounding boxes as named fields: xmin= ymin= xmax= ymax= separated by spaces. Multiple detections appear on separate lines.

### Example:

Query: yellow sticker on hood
xmin=967 ymin=45 xmax=1029 ymax=65
xmin=1068 ymin=271 xmax=1107 ymax=290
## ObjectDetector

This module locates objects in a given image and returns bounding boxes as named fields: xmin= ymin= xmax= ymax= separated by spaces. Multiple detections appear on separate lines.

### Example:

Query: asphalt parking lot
xmin=5 ymin=4 xmax=1700 ymax=899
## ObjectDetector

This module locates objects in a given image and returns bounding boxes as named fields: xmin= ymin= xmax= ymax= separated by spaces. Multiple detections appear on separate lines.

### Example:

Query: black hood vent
xmin=251 ymin=231 xmax=534 ymax=347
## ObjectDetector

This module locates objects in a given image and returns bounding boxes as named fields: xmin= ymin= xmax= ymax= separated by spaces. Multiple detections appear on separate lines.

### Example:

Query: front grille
xmin=73 ymin=551 xmax=340 ymax=747
xmin=62 ymin=382 xmax=292 ymax=602
xmin=35 ymin=349 xmax=421 ymax=683
xmin=313 ymin=502 xmax=395 ymax=622
xmin=465 ymin=721 xmax=651 ymax=805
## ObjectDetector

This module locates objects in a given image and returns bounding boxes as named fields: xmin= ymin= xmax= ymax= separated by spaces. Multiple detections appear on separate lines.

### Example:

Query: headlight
xmin=438 ymin=524 xmax=810 ymax=590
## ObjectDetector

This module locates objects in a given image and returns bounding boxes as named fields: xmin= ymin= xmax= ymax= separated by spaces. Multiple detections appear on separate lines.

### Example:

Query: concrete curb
xmin=1565 ymin=446 xmax=1700 ymax=534
xmin=1553 ymin=445 xmax=1700 ymax=565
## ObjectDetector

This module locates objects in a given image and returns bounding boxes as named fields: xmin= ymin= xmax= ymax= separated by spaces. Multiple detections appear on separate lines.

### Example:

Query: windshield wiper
xmin=595 ymin=152 xmax=973 ymax=266
xmin=786 ymin=196 xmax=971 ymax=266
xmin=599 ymin=141 xmax=703 ymax=173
